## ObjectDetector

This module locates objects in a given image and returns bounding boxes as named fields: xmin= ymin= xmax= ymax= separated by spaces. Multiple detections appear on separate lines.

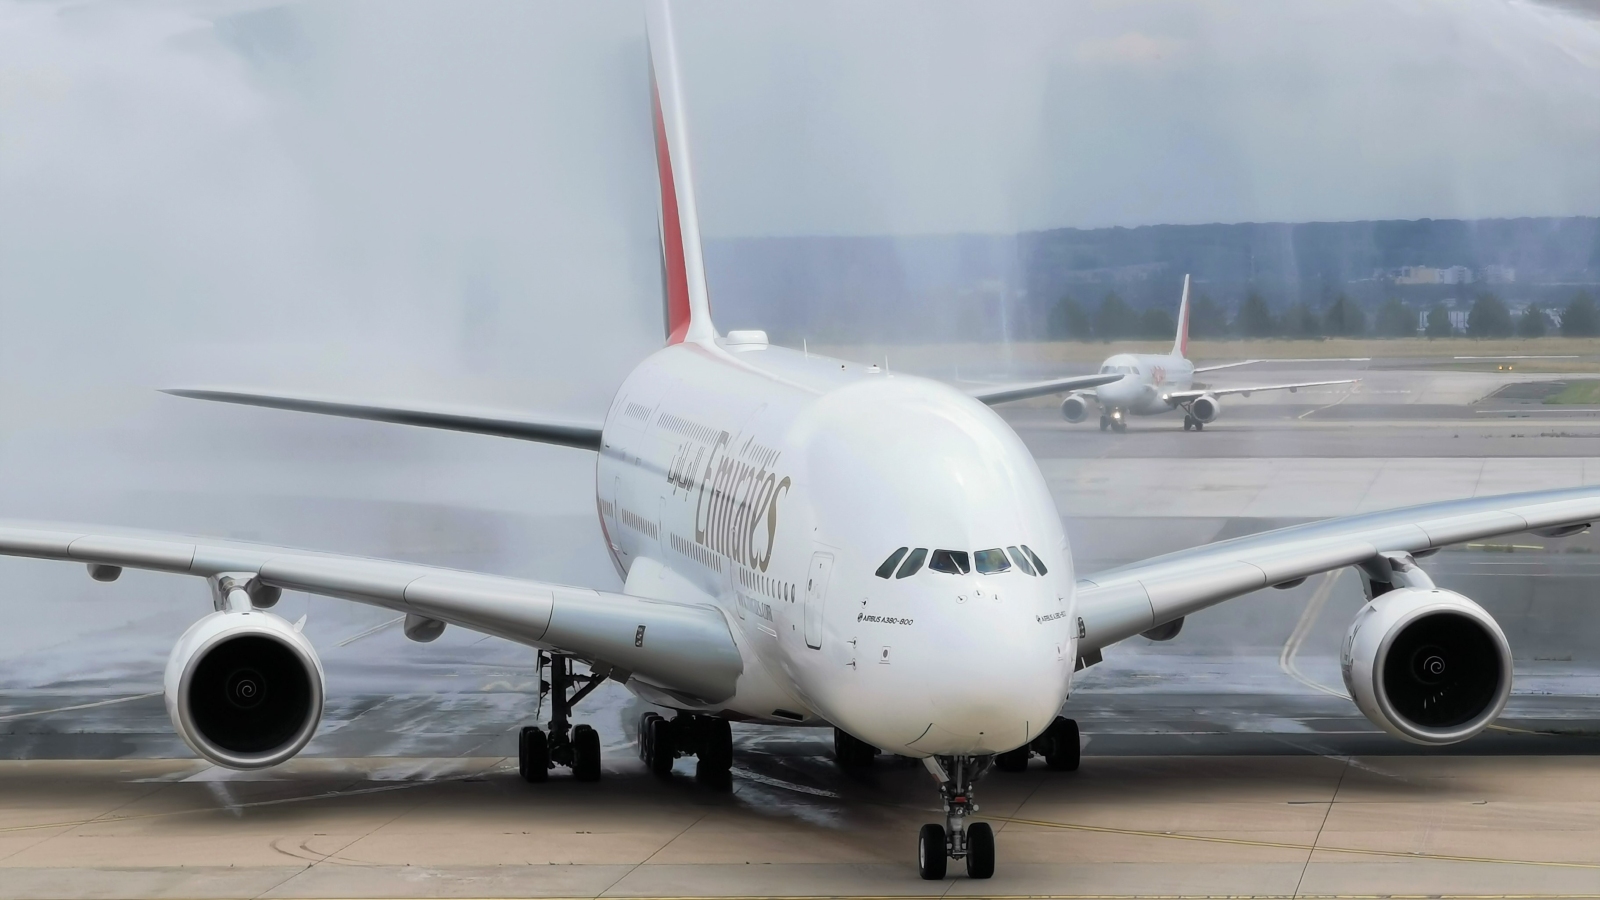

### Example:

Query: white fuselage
xmin=1092 ymin=352 xmax=1195 ymax=416
xmin=595 ymin=340 xmax=1077 ymax=757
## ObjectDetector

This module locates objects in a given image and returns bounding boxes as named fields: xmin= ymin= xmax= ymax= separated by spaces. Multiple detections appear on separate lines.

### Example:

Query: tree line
xmin=1047 ymin=289 xmax=1600 ymax=341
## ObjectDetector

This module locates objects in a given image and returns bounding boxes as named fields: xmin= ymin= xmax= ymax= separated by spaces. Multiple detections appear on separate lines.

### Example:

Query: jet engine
xmin=1189 ymin=393 xmax=1221 ymax=423
xmin=1340 ymin=588 xmax=1511 ymax=745
xmin=1060 ymin=393 xmax=1090 ymax=423
xmin=164 ymin=610 xmax=325 ymax=769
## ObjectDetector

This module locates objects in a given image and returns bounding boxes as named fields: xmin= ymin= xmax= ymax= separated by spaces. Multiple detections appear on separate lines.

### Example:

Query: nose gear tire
xmin=965 ymin=822 xmax=995 ymax=879
xmin=918 ymin=824 xmax=948 ymax=880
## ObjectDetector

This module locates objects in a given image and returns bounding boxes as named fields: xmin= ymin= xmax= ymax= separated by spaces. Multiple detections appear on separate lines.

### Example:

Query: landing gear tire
xmin=994 ymin=746 xmax=1030 ymax=772
xmin=918 ymin=824 xmax=948 ymax=880
xmin=645 ymin=715 xmax=676 ymax=777
xmin=1098 ymin=416 xmax=1109 ymax=432
xmin=518 ymin=726 xmax=549 ymax=783
xmin=571 ymin=723 xmax=601 ymax=782
xmin=965 ymin=822 xmax=995 ymax=879
xmin=695 ymin=717 xmax=733 ymax=787
xmin=835 ymin=728 xmax=879 ymax=770
xmin=1194 ymin=420 xmax=1203 ymax=431
xmin=1111 ymin=418 xmax=1127 ymax=433
xmin=1043 ymin=717 xmax=1081 ymax=772
xmin=1183 ymin=414 xmax=1195 ymax=431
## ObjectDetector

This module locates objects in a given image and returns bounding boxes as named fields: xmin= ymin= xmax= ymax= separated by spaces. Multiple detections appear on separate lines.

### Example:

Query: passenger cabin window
xmin=974 ymin=548 xmax=1011 ymax=574
xmin=1006 ymin=546 xmax=1035 ymax=575
xmin=929 ymin=549 xmax=970 ymax=575
xmin=896 ymin=548 xmax=928 ymax=579
xmin=1022 ymin=544 xmax=1048 ymax=575
xmin=875 ymin=548 xmax=908 ymax=579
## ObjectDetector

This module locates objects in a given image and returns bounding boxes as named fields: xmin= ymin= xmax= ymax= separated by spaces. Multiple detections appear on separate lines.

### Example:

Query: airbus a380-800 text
xmin=6 ymin=1 xmax=1600 ymax=882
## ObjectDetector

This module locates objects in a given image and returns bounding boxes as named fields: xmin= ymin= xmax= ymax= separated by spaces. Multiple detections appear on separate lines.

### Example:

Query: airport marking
xmin=0 ymin=691 xmax=161 ymax=722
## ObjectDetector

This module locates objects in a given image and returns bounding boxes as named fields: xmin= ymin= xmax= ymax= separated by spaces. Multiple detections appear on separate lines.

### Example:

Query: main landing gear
xmin=1182 ymin=413 xmax=1204 ymax=432
xmin=519 ymin=653 xmax=605 ymax=783
xmin=638 ymin=710 xmax=734 ymax=785
xmin=919 ymin=755 xmax=995 ymax=880
xmin=994 ymin=716 xmax=1080 ymax=772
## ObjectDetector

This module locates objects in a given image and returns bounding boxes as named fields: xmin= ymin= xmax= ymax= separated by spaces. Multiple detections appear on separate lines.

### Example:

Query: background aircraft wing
xmin=0 ymin=522 xmax=741 ymax=703
xmin=1190 ymin=360 xmax=1259 ymax=373
xmin=1073 ymin=486 xmax=1600 ymax=656
xmin=969 ymin=373 xmax=1123 ymax=406
xmin=1162 ymin=379 xmax=1356 ymax=401
xmin=164 ymin=388 xmax=605 ymax=450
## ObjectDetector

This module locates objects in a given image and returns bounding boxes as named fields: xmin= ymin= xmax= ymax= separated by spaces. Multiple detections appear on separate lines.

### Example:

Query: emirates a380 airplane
xmin=7 ymin=1 xmax=1600 ymax=882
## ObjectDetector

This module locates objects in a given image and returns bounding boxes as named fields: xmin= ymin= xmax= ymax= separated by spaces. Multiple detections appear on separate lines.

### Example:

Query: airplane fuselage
xmin=1092 ymin=352 xmax=1196 ymax=416
xmin=596 ymin=339 xmax=1076 ymax=757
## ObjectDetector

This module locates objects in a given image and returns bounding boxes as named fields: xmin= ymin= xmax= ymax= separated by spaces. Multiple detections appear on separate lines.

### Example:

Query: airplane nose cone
xmin=917 ymin=599 xmax=1065 ymax=754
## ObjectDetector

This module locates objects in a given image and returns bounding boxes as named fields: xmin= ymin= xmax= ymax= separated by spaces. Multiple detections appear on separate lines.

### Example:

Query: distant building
xmin=1482 ymin=264 xmax=1516 ymax=284
xmin=1449 ymin=310 xmax=1469 ymax=332
xmin=1393 ymin=265 xmax=1473 ymax=285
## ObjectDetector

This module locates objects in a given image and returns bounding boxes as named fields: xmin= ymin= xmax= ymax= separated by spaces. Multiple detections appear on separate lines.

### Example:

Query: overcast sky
xmin=2 ymin=0 xmax=1599 ymax=396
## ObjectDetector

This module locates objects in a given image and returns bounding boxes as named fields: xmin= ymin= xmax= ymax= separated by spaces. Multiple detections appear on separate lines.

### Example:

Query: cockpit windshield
xmin=973 ymin=548 xmax=1010 ymax=574
xmin=877 ymin=544 xmax=1049 ymax=578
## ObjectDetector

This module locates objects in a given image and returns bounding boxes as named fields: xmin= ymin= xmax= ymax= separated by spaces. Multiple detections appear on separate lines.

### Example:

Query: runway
xmin=11 ymin=755 xmax=1600 ymax=898
xmin=6 ymin=355 xmax=1600 ymax=896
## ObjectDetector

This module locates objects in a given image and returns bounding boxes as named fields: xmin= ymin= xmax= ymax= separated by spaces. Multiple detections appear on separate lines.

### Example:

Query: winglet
xmin=1172 ymin=274 xmax=1191 ymax=358
xmin=646 ymin=0 xmax=716 ymax=346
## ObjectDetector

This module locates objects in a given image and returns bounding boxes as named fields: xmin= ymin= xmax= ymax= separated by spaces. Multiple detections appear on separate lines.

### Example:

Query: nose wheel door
xmin=803 ymin=552 xmax=834 ymax=650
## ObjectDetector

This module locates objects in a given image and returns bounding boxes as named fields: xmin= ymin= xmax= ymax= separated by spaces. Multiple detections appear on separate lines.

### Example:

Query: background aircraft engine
xmin=164 ymin=610 xmax=325 ymax=769
xmin=1060 ymin=393 xmax=1090 ymax=423
xmin=1189 ymin=394 xmax=1220 ymax=423
xmin=1341 ymin=588 xmax=1511 ymax=745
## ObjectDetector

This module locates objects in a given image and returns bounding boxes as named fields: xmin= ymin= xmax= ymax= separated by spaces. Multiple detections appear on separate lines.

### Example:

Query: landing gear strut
xmin=919 ymin=755 xmax=995 ymax=880
xmin=995 ymin=716 xmax=1081 ymax=773
xmin=518 ymin=652 xmax=605 ymax=783
xmin=638 ymin=710 xmax=734 ymax=785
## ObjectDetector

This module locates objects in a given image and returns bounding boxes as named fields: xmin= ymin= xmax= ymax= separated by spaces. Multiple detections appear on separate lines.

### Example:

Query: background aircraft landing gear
xmin=638 ymin=711 xmax=734 ymax=785
xmin=995 ymin=716 xmax=1081 ymax=773
xmin=919 ymin=755 xmax=995 ymax=880
xmin=519 ymin=653 xmax=605 ymax=783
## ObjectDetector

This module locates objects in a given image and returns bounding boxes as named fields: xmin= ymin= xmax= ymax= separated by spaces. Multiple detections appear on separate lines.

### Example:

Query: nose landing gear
xmin=918 ymin=755 xmax=995 ymax=880
xmin=1102 ymin=410 xmax=1127 ymax=433
xmin=518 ymin=652 xmax=606 ymax=783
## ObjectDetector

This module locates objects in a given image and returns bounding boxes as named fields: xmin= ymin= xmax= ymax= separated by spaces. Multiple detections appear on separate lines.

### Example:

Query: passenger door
xmin=803 ymin=552 xmax=834 ymax=650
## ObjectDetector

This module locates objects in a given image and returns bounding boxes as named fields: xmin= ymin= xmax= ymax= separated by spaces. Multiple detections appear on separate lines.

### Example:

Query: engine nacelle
xmin=164 ymin=610 xmax=325 ymax=769
xmin=1060 ymin=393 xmax=1090 ymax=423
xmin=1190 ymin=393 xmax=1221 ymax=423
xmin=1341 ymin=588 xmax=1511 ymax=745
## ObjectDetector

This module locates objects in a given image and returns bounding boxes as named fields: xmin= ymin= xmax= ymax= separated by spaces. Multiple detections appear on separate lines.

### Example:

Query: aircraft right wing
xmin=1162 ymin=379 xmax=1356 ymax=402
xmin=164 ymin=388 xmax=605 ymax=451
xmin=969 ymin=373 xmax=1124 ymax=406
xmin=0 ymin=522 xmax=742 ymax=703
xmin=1073 ymin=486 xmax=1600 ymax=655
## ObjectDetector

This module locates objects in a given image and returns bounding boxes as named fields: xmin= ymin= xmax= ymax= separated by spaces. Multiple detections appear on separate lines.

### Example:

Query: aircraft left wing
xmin=1074 ymin=486 xmax=1600 ymax=655
xmin=969 ymin=373 xmax=1123 ymax=406
xmin=164 ymin=388 xmax=605 ymax=451
xmin=0 ymin=522 xmax=742 ymax=703
xmin=1162 ymin=379 xmax=1356 ymax=402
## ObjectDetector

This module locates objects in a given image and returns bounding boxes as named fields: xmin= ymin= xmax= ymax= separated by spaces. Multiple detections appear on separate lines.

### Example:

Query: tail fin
xmin=1171 ymin=274 xmax=1191 ymax=358
xmin=646 ymin=0 xmax=715 ymax=345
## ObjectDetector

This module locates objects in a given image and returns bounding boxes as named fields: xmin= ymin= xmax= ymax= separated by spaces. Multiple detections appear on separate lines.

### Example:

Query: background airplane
xmin=0 ymin=0 xmax=1597 ymax=886
xmin=1061 ymin=275 xmax=1358 ymax=432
